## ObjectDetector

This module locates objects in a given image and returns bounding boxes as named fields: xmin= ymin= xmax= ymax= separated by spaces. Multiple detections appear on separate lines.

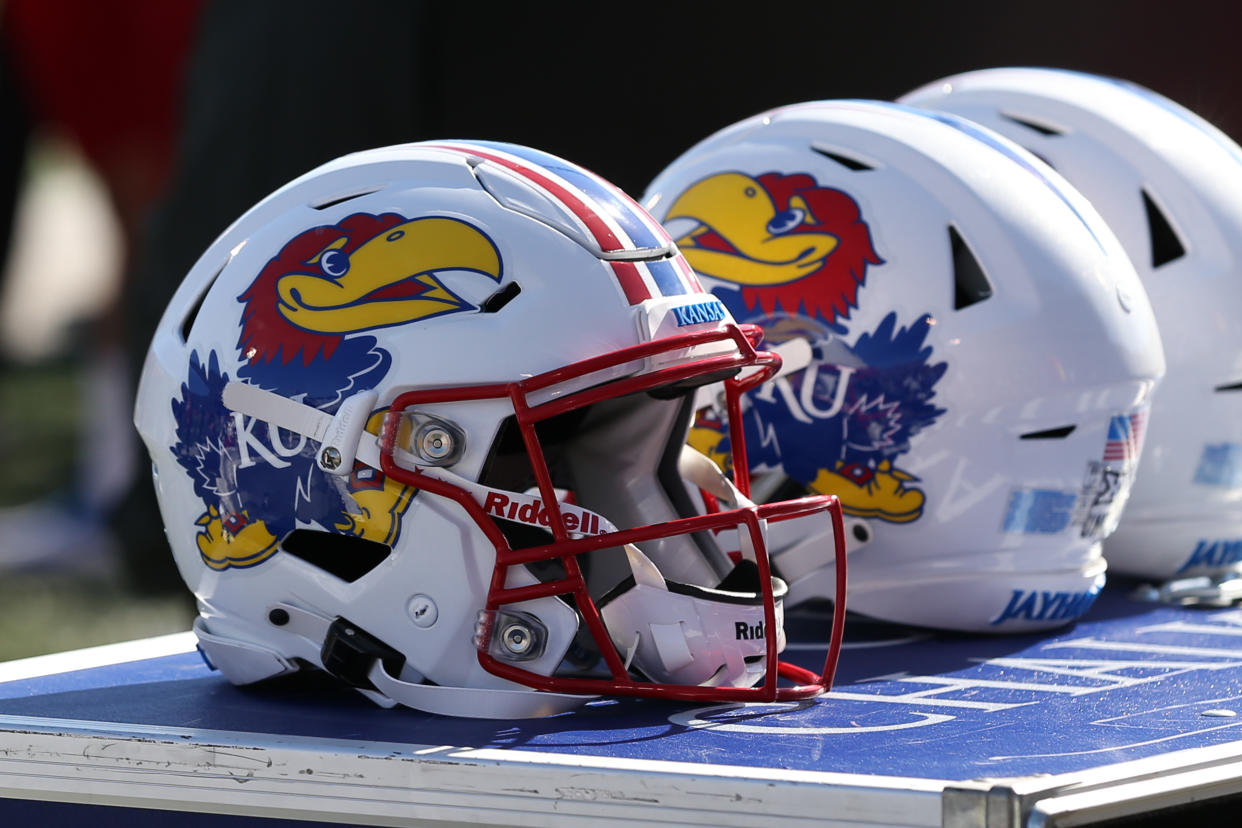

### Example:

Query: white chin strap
xmin=677 ymin=442 xmax=770 ymax=566
xmin=196 ymin=605 xmax=593 ymax=719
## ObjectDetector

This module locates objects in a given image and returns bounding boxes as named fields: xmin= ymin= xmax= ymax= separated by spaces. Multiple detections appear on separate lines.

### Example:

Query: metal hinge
xmin=1132 ymin=573 xmax=1242 ymax=608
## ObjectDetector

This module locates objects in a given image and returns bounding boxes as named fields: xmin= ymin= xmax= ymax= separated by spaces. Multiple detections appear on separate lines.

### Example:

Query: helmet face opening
xmin=378 ymin=324 xmax=847 ymax=704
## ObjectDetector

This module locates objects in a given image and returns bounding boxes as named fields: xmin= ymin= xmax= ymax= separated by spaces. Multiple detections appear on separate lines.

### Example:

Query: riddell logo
xmin=735 ymin=621 xmax=765 ymax=640
xmin=482 ymin=491 xmax=603 ymax=535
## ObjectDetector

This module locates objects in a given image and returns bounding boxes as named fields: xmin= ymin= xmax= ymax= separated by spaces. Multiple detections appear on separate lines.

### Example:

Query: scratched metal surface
xmin=0 ymin=578 xmax=1239 ymax=782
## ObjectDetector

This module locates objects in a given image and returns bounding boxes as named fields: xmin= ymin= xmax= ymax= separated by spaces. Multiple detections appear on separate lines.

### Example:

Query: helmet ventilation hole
xmin=1142 ymin=188 xmax=1186 ymax=268
xmin=1024 ymin=148 xmax=1058 ymax=170
xmin=281 ymin=530 xmax=391 ymax=582
xmin=311 ymin=188 xmax=381 ymax=210
xmin=811 ymin=145 xmax=874 ymax=172
xmin=949 ymin=225 xmax=993 ymax=310
xmin=1000 ymin=113 xmax=1065 ymax=136
xmin=481 ymin=281 xmax=522 ymax=313
xmin=1020 ymin=425 xmax=1077 ymax=440
xmin=180 ymin=264 xmax=225 ymax=343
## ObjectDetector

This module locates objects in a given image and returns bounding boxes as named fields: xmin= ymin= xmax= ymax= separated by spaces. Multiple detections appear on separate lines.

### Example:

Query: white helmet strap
xmin=200 ymin=600 xmax=595 ymax=719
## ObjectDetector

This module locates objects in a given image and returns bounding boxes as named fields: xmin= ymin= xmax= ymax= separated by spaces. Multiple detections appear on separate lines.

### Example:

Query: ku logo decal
xmin=171 ymin=213 xmax=502 ymax=569
xmin=666 ymin=170 xmax=882 ymax=325
xmin=673 ymin=172 xmax=946 ymax=524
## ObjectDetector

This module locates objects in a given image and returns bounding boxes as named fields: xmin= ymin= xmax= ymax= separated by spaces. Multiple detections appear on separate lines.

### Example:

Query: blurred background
xmin=1 ymin=0 xmax=1240 ymax=660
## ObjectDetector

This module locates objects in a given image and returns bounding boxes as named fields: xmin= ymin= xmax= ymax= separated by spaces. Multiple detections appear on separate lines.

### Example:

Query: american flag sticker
xmin=1103 ymin=409 xmax=1147 ymax=465
xmin=1075 ymin=407 xmax=1149 ymax=540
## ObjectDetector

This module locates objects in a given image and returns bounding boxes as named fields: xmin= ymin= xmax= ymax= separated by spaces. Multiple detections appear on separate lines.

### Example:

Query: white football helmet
xmin=643 ymin=100 xmax=1165 ymax=632
xmin=134 ymin=141 xmax=846 ymax=718
xmin=903 ymin=68 xmax=1242 ymax=581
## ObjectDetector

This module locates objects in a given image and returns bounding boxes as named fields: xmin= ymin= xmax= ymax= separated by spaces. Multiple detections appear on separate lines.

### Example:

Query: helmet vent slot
xmin=311 ymin=188 xmax=381 ymax=211
xmin=1024 ymin=149 xmax=1057 ymax=171
xmin=1214 ymin=381 xmax=1242 ymax=392
xmin=180 ymin=264 xmax=225 ymax=343
xmin=1142 ymin=189 xmax=1186 ymax=268
xmin=811 ymin=146 xmax=874 ymax=171
xmin=1020 ymin=425 xmax=1077 ymax=440
xmin=281 ymin=529 xmax=391 ymax=582
xmin=1000 ymin=113 xmax=1064 ymax=137
xmin=480 ymin=281 xmax=522 ymax=313
xmin=949 ymin=225 xmax=993 ymax=310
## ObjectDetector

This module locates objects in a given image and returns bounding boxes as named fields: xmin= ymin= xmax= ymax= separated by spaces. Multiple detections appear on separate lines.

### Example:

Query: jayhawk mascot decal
xmin=171 ymin=213 xmax=502 ymax=569
xmin=669 ymin=171 xmax=946 ymax=524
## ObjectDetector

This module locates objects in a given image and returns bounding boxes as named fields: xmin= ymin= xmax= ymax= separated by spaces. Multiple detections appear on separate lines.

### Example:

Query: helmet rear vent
xmin=811 ymin=145 xmax=874 ymax=171
xmin=311 ymin=188 xmax=381 ymax=211
xmin=1024 ymin=149 xmax=1057 ymax=171
xmin=1000 ymin=113 xmax=1064 ymax=137
xmin=1142 ymin=189 xmax=1186 ymax=268
xmin=179 ymin=263 xmax=225 ymax=343
xmin=949 ymin=225 xmax=993 ymax=310
xmin=281 ymin=530 xmax=391 ymax=582
xmin=1214 ymin=381 xmax=1242 ymax=392
xmin=1020 ymin=425 xmax=1077 ymax=440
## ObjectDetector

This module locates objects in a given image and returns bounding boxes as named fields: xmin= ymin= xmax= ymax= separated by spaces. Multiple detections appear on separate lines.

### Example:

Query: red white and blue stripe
xmin=426 ymin=141 xmax=702 ymax=305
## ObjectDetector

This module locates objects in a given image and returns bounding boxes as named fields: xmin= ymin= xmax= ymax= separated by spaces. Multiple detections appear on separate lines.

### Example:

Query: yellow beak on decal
xmin=666 ymin=172 xmax=838 ymax=285
xmin=275 ymin=217 xmax=502 ymax=333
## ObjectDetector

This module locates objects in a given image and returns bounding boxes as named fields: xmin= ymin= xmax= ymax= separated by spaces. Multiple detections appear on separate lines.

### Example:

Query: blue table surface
xmin=2 ymin=578 xmax=1241 ymax=783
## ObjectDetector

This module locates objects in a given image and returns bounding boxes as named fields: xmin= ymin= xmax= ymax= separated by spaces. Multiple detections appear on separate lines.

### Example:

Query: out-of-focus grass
xmin=0 ymin=574 xmax=193 ymax=661
xmin=0 ymin=359 xmax=79 ymax=505
xmin=0 ymin=359 xmax=194 ymax=661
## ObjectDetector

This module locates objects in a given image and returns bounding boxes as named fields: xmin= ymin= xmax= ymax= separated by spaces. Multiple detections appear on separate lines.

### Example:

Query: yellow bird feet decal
xmin=334 ymin=409 xmax=415 ymax=544
xmin=195 ymin=505 xmax=279 ymax=570
xmin=335 ymin=482 xmax=415 ymax=545
xmin=809 ymin=459 xmax=926 ymax=523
